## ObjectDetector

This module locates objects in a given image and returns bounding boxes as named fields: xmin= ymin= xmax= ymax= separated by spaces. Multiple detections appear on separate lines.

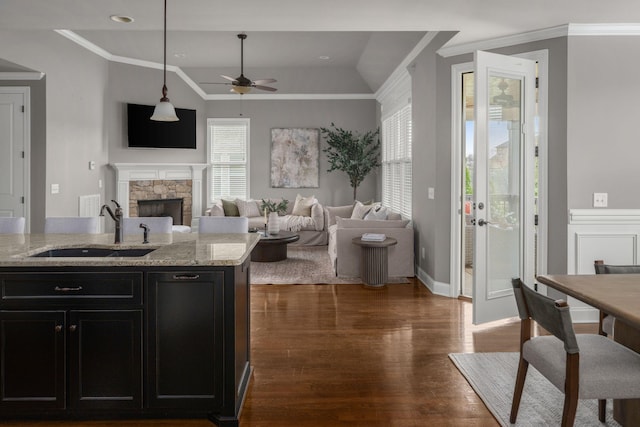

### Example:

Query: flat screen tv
xmin=127 ymin=103 xmax=196 ymax=149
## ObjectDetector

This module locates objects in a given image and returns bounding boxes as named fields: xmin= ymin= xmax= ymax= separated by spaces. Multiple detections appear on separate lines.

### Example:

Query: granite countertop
xmin=0 ymin=233 xmax=260 ymax=267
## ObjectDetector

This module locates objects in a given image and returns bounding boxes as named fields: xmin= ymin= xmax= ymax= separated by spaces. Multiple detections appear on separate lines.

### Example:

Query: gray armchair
xmin=510 ymin=278 xmax=640 ymax=426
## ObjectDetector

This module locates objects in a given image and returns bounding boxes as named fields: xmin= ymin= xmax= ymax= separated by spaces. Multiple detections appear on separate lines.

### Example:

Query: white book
xmin=361 ymin=233 xmax=386 ymax=242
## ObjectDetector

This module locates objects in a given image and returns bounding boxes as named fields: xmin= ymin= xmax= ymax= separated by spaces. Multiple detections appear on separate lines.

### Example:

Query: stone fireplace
xmin=129 ymin=181 xmax=190 ymax=225
xmin=110 ymin=163 xmax=208 ymax=227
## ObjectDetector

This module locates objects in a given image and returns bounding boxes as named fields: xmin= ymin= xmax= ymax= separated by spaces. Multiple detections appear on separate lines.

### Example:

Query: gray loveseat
xmin=326 ymin=203 xmax=414 ymax=278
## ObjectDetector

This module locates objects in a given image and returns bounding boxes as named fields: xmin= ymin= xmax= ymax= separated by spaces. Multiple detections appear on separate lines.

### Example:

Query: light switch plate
xmin=428 ymin=187 xmax=435 ymax=199
xmin=51 ymin=183 xmax=60 ymax=194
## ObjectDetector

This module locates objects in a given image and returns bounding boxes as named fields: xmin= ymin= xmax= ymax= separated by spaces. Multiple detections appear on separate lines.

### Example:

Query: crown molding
xmin=0 ymin=72 xmax=45 ymax=80
xmin=375 ymin=31 xmax=437 ymax=101
xmin=437 ymin=25 xmax=569 ymax=58
xmin=438 ymin=23 xmax=640 ymax=58
xmin=204 ymin=93 xmax=375 ymax=101
xmin=568 ymin=23 xmax=640 ymax=36
xmin=55 ymin=30 xmax=375 ymax=102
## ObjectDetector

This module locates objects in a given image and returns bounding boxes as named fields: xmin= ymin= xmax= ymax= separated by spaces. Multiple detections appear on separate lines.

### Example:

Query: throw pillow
xmin=364 ymin=206 xmax=388 ymax=220
xmin=236 ymin=199 xmax=261 ymax=217
xmin=336 ymin=217 xmax=410 ymax=229
xmin=351 ymin=200 xmax=374 ymax=219
xmin=208 ymin=204 xmax=225 ymax=216
xmin=222 ymin=199 xmax=240 ymax=217
xmin=292 ymin=194 xmax=316 ymax=217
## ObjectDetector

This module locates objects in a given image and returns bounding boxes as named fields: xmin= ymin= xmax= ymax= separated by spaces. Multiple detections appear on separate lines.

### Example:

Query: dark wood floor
xmin=2 ymin=279 xmax=597 ymax=426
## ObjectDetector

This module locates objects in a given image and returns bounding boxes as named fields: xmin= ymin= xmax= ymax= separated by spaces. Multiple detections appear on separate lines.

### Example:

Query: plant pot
xmin=267 ymin=212 xmax=280 ymax=234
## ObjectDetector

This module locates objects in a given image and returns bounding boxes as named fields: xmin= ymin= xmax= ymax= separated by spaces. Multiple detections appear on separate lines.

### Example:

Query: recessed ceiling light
xmin=110 ymin=15 xmax=134 ymax=24
xmin=318 ymin=56 xmax=330 ymax=60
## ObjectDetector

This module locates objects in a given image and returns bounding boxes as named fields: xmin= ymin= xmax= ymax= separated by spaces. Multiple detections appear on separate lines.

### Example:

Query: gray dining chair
xmin=44 ymin=217 xmax=100 ymax=234
xmin=198 ymin=216 xmax=248 ymax=233
xmin=0 ymin=217 xmax=26 ymax=234
xmin=593 ymin=259 xmax=640 ymax=337
xmin=123 ymin=217 xmax=173 ymax=235
xmin=510 ymin=278 xmax=640 ymax=426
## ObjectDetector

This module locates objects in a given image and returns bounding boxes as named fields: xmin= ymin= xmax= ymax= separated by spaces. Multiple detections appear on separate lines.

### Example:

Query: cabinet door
xmin=0 ymin=310 xmax=66 ymax=411
xmin=68 ymin=310 xmax=142 ymax=410
xmin=147 ymin=272 xmax=224 ymax=409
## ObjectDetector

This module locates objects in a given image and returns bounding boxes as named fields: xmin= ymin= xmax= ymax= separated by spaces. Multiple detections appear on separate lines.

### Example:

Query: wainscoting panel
xmin=566 ymin=209 xmax=640 ymax=322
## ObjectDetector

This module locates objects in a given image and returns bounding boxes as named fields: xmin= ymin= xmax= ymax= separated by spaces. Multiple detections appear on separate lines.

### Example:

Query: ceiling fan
xmin=201 ymin=33 xmax=277 ymax=94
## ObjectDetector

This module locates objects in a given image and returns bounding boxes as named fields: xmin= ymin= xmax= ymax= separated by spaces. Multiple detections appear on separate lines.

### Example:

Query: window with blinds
xmin=381 ymin=104 xmax=412 ymax=219
xmin=208 ymin=118 xmax=249 ymax=203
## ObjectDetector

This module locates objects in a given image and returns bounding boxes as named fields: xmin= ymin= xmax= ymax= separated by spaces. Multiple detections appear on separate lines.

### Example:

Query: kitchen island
xmin=0 ymin=232 xmax=259 ymax=427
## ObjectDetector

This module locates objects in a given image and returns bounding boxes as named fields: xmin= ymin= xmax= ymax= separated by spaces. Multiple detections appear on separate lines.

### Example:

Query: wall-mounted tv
xmin=127 ymin=103 xmax=196 ymax=149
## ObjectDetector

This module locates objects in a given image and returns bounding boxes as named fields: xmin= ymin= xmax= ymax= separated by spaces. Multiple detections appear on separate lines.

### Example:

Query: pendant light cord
xmin=162 ymin=0 xmax=168 ymax=100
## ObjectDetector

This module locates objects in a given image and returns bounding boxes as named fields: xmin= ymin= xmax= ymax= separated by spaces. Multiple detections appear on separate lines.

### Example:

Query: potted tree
xmin=320 ymin=123 xmax=381 ymax=200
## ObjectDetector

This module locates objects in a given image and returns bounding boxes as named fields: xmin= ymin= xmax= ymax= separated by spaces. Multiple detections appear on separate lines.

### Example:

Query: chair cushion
xmin=523 ymin=334 xmax=640 ymax=399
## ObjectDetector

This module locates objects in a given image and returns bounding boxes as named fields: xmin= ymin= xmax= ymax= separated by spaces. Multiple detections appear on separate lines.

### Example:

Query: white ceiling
xmin=2 ymin=0 xmax=640 ymax=94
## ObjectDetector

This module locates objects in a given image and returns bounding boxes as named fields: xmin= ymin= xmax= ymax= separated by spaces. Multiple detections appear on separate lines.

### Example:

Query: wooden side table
xmin=352 ymin=237 xmax=398 ymax=287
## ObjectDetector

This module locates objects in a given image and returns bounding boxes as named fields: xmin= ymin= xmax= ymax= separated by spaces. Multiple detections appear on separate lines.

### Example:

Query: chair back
xmin=511 ymin=278 xmax=579 ymax=354
xmin=0 ymin=217 xmax=25 ymax=234
xmin=123 ymin=217 xmax=173 ymax=235
xmin=199 ymin=216 xmax=249 ymax=233
xmin=44 ymin=217 xmax=100 ymax=234
xmin=594 ymin=260 xmax=640 ymax=274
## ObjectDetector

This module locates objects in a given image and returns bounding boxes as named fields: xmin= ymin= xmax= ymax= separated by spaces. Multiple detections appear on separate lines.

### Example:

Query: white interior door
xmin=0 ymin=88 xmax=28 ymax=224
xmin=472 ymin=51 xmax=536 ymax=324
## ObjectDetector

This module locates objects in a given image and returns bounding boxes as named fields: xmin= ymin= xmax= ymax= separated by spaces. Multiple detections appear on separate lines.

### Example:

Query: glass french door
xmin=472 ymin=51 xmax=536 ymax=325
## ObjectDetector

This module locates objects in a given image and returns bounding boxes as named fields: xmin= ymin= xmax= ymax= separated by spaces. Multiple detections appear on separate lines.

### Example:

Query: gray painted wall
xmin=206 ymin=99 xmax=378 ymax=209
xmin=0 ymin=30 xmax=110 ymax=231
xmin=567 ymin=36 xmax=640 ymax=209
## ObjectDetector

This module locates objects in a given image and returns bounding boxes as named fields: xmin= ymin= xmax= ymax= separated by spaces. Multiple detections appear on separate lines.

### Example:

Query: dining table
xmin=537 ymin=274 xmax=640 ymax=426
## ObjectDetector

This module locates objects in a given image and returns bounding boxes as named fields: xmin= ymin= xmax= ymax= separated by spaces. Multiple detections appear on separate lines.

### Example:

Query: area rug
xmin=250 ymin=246 xmax=409 ymax=285
xmin=449 ymin=352 xmax=620 ymax=426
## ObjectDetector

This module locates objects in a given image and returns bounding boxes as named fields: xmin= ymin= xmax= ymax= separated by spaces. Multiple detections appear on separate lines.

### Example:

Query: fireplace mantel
xmin=110 ymin=163 xmax=208 ymax=220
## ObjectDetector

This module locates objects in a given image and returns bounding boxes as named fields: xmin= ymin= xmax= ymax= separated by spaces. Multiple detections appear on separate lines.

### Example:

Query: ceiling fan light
xmin=151 ymin=99 xmax=179 ymax=121
xmin=231 ymin=86 xmax=251 ymax=94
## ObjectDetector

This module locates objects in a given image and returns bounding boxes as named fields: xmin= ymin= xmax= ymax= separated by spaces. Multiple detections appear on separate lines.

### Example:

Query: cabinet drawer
xmin=1 ymin=273 xmax=142 ymax=305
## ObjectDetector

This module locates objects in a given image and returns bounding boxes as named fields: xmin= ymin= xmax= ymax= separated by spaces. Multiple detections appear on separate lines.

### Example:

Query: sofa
xmin=204 ymin=195 xmax=328 ymax=246
xmin=326 ymin=203 xmax=414 ymax=278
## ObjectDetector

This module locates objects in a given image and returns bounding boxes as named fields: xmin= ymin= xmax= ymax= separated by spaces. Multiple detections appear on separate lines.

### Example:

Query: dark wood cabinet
xmin=0 ymin=310 xmax=66 ymax=410
xmin=147 ymin=271 xmax=224 ymax=410
xmin=0 ymin=264 xmax=251 ymax=426
xmin=68 ymin=310 xmax=142 ymax=410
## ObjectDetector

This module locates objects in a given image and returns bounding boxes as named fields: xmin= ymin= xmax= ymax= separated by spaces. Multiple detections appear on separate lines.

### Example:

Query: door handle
xmin=477 ymin=219 xmax=491 ymax=226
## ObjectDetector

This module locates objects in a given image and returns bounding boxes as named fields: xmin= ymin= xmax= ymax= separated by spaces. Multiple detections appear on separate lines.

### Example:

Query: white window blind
xmin=208 ymin=118 xmax=249 ymax=203
xmin=382 ymin=104 xmax=412 ymax=219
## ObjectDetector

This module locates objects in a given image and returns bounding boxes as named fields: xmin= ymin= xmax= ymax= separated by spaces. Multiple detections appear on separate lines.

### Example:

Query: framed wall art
xmin=270 ymin=128 xmax=319 ymax=188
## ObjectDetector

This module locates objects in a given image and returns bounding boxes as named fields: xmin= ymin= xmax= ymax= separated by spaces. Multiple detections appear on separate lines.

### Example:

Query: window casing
xmin=382 ymin=104 xmax=412 ymax=219
xmin=207 ymin=118 xmax=249 ymax=203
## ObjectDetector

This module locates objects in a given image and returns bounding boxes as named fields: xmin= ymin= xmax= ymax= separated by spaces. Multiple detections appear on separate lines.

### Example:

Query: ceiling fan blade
xmin=199 ymin=82 xmax=231 ymax=85
xmin=221 ymin=75 xmax=238 ymax=82
xmin=253 ymin=85 xmax=278 ymax=92
xmin=252 ymin=78 xmax=277 ymax=85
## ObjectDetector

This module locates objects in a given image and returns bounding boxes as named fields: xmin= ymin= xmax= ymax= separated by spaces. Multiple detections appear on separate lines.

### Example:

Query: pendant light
xmin=151 ymin=0 xmax=179 ymax=121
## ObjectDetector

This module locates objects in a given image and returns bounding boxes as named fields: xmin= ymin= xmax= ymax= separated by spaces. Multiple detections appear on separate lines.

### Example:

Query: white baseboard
xmin=416 ymin=266 xmax=451 ymax=297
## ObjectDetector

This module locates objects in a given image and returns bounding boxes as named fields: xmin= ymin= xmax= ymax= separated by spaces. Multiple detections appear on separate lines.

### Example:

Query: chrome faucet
xmin=100 ymin=200 xmax=123 ymax=244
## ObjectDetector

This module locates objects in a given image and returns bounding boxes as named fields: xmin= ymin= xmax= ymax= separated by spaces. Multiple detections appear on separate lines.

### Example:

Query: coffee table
xmin=251 ymin=230 xmax=300 ymax=262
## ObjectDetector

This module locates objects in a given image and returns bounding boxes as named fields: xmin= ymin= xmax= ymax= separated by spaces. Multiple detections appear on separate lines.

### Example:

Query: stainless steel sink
xmin=31 ymin=247 xmax=156 ymax=258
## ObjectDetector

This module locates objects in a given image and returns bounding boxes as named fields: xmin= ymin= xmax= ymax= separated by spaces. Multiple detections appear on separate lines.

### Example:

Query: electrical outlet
xmin=428 ymin=188 xmax=435 ymax=199
xmin=593 ymin=193 xmax=608 ymax=208
xmin=421 ymin=247 xmax=425 ymax=259
xmin=51 ymin=183 xmax=60 ymax=194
